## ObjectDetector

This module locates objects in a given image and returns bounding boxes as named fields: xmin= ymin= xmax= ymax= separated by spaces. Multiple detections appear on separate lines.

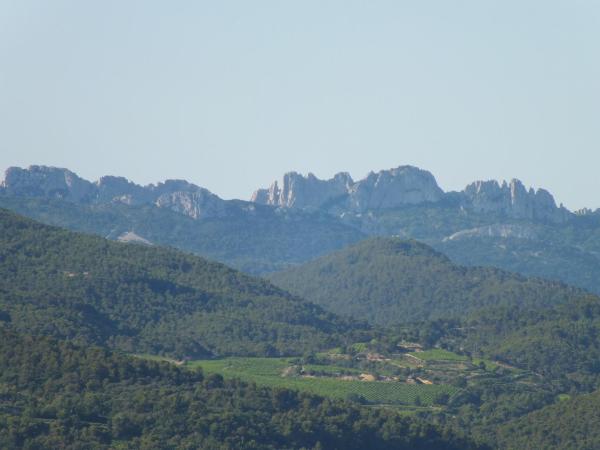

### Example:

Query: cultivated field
xmin=188 ymin=357 xmax=459 ymax=407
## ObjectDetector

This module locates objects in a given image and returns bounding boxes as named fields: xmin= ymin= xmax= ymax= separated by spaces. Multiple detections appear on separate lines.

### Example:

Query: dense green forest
xmin=269 ymin=237 xmax=591 ymax=326
xmin=0 ymin=327 xmax=484 ymax=450
xmin=493 ymin=389 xmax=600 ymax=450
xmin=0 ymin=208 xmax=368 ymax=357
xmin=438 ymin=297 xmax=600 ymax=388
xmin=381 ymin=295 xmax=600 ymax=392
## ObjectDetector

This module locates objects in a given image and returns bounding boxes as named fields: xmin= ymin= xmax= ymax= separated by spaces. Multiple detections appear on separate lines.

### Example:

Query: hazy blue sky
xmin=1 ymin=1 xmax=598 ymax=209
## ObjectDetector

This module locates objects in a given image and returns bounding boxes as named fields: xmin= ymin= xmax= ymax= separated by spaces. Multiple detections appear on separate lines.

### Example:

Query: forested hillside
xmin=0 ymin=327 xmax=483 ymax=450
xmin=495 ymin=389 xmax=600 ymax=450
xmin=269 ymin=237 xmax=591 ymax=326
xmin=442 ymin=297 xmax=600 ymax=388
xmin=0 ymin=208 xmax=366 ymax=357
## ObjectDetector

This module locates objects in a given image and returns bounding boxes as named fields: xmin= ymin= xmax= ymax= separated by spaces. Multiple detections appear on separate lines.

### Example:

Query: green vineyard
xmin=188 ymin=357 xmax=459 ymax=406
xmin=409 ymin=349 xmax=469 ymax=362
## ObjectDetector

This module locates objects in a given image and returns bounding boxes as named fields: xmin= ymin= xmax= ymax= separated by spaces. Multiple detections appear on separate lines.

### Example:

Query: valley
xmin=3 ymin=3 xmax=598 ymax=447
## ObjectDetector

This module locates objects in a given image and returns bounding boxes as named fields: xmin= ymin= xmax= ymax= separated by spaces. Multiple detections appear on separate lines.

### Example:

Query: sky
xmin=0 ymin=1 xmax=599 ymax=210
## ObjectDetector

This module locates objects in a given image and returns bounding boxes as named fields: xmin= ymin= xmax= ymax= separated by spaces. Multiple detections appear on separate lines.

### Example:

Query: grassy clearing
xmin=409 ymin=349 xmax=468 ymax=362
xmin=188 ymin=357 xmax=458 ymax=406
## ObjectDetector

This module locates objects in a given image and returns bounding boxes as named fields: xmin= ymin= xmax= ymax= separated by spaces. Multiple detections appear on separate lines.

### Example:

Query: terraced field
xmin=409 ymin=349 xmax=469 ymax=362
xmin=188 ymin=357 xmax=459 ymax=406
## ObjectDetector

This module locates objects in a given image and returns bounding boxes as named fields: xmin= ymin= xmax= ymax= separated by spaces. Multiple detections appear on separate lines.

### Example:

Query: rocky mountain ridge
xmin=0 ymin=165 xmax=231 ymax=220
xmin=253 ymin=165 xmax=573 ymax=223
xmin=0 ymin=164 xmax=588 ymax=225
xmin=252 ymin=166 xmax=445 ymax=212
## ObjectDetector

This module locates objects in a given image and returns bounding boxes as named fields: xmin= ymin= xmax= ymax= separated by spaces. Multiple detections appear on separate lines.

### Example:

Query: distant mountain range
xmin=2 ymin=164 xmax=600 ymax=293
xmin=252 ymin=165 xmax=574 ymax=224
xmin=3 ymin=164 xmax=590 ymax=223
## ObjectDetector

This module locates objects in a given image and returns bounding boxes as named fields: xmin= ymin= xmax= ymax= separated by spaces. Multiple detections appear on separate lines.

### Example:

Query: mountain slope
xmin=268 ymin=237 xmax=592 ymax=326
xmin=495 ymin=389 xmax=600 ymax=450
xmin=447 ymin=296 xmax=600 ymax=383
xmin=0 ymin=189 xmax=365 ymax=275
xmin=0 ymin=208 xmax=365 ymax=357
xmin=350 ymin=204 xmax=600 ymax=295
xmin=0 ymin=328 xmax=482 ymax=450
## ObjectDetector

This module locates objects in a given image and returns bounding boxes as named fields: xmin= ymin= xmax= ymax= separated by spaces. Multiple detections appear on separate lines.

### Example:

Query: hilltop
xmin=268 ymin=237 xmax=592 ymax=326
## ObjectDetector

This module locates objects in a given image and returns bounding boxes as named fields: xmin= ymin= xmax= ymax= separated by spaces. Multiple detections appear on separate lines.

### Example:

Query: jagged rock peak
xmin=96 ymin=175 xmax=151 ymax=205
xmin=252 ymin=171 xmax=354 ymax=209
xmin=252 ymin=165 xmax=444 ymax=211
xmin=462 ymin=178 xmax=569 ymax=223
xmin=348 ymin=166 xmax=444 ymax=211
xmin=1 ymin=165 xmax=227 ymax=220
xmin=2 ymin=165 xmax=96 ymax=202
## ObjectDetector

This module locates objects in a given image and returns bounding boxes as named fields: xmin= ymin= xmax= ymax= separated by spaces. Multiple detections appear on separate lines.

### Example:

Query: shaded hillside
xmin=0 ymin=187 xmax=365 ymax=275
xmin=0 ymin=208 xmax=365 ymax=357
xmin=495 ymin=389 xmax=600 ymax=450
xmin=0 ymin=328 xmax=483 ymax=450
xmin=436 ymin=234 xmax=600 ymax=296
xmin=268 ymin=237 xmax=590 ymax=326
xmin=339 ymin=203 xmax=600 ymax=295
xmin=447 ymin=296 xmax=600 ymax=385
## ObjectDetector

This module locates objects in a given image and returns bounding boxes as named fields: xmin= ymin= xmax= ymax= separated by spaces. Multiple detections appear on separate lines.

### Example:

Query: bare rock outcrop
xmin=443 ymin=224 xmax=539 ymax=242
xmin=252 ymin=172 xmax=353 ymax=210
xmin=252 ymin=166 xmax=572 ymax=223
xmin=1 ymin=166 xmax=95 ymax=202
xmin=252 ymin=166 xmax=444 ymax=212
xmin=462 ymin=179 xmax=570 ymax=223
xmin=347 ymin=166 xmax=444 ymax=211
xmin=1 ymin=164 xmax=575 ymax=224
xmin=1 ymin=166 xmax=229 ymax=220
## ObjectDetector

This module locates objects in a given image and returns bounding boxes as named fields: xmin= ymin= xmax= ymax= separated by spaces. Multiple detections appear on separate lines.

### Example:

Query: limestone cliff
xmin=252 ymin=166 xmax=571 ymax=223
xmin=1 ymin=166 xmax=228 ymax=220
xmin=461 ymin=179 xmax=570 ymax=223
xmin=252 ymin=166 xmax=444 ymax=212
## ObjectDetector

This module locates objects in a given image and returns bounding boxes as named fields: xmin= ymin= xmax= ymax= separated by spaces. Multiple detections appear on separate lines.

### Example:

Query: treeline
xmin=0 ymin=327 xmax=484 ymax=450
